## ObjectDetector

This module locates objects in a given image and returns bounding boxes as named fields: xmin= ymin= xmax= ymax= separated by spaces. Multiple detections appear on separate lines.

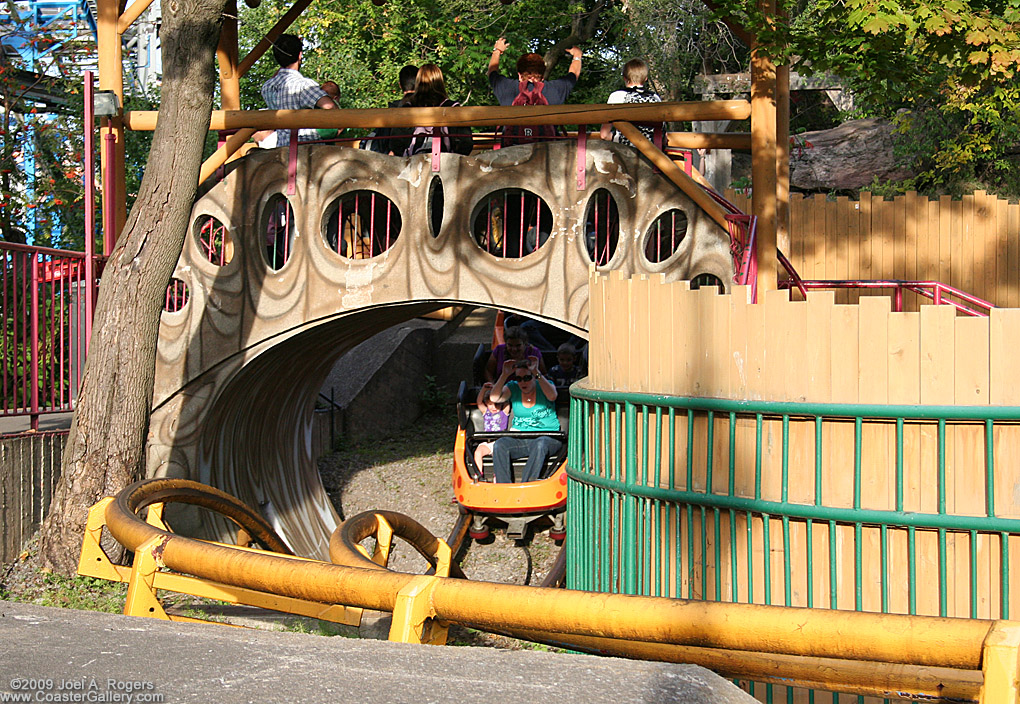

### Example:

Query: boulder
xmin=789 ymin=117 xmax=915 ymax=190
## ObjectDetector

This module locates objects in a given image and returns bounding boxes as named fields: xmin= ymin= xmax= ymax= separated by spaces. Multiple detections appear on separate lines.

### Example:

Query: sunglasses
xmin=516 ymin=374 xmax=534 ymax=382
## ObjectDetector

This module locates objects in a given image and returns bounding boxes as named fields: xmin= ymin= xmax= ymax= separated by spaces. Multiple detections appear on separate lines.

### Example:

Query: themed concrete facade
xmin=146 ymin=141 xmax=734 ymax=557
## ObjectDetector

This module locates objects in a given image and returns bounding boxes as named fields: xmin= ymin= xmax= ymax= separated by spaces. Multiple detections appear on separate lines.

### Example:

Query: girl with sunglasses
xmin=488 ymin=357 xmax=562 ymax=484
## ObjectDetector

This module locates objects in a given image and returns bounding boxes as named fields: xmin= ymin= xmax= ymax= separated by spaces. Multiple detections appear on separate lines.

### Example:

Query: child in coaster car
xmin=473 ymin=382 xmax=510 ymax=478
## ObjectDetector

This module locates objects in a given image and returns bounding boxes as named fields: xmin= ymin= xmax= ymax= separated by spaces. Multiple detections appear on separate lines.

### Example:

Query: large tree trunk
xmin=38 ymin=0 xmax=226 ymax=574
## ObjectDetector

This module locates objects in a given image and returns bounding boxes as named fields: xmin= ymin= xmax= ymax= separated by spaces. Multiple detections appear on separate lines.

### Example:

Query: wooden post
xmin=97 ymin=0 xmax=126 ymax=252
xmin=776 ymin=63 xmax=790 ymax=261
xmin=217 ymin=0 xmax=241 ymax=111
xmin=751 ymin=1 xmax=778 ymax=294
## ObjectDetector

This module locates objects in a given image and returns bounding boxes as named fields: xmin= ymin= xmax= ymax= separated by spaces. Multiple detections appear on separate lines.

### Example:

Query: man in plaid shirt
xmin=261 ymin=34 xmax=337 ymax=147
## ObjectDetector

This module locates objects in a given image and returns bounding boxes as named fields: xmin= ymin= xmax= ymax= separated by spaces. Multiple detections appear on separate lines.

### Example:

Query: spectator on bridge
xmin=403 ymin=64 xmax=474 ymax=157
xmin=316 ymin=81 xmax=342 ymax=140
xmin=489 ymin=358 xmax=562 ymax=484
xmin=362 ymin=64 xmax=418 ymax=155
xmin=484 ymin=326 xmax=547 ymax=382
xmin=473 ymin=382 xmax=510 ymax=477
xmin=487 ymin=37 xmax=582 ymax=147
xmin=599 ymin=59 xmax=663 ymax=147
xmin=260 ymin=34 xmax=338 ymax=147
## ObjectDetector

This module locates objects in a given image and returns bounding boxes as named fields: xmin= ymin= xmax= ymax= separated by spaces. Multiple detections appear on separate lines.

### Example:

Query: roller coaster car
xmin=452 ymin=381 xmax=570 ymax=542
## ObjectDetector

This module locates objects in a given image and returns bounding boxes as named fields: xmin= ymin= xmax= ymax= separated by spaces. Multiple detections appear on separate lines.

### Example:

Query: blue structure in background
xmin=1 ymin=0 xmax=96 ymax=243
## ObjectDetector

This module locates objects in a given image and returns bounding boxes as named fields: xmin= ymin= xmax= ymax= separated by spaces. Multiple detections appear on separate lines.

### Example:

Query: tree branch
xmin=541 ymin=0 xmax=610 ymax=78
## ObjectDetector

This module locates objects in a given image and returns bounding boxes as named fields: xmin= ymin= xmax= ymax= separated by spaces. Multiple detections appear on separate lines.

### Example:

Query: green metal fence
xmin=566 ymin=384 xmax=1020 ymax=701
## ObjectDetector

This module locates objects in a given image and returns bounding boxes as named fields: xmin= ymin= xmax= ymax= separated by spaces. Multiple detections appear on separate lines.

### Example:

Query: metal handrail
xmin=780 ymin=278 xmax=995 ymax=316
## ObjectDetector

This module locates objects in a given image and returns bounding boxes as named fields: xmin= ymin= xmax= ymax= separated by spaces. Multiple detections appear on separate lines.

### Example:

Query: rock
xmin=789 ymin=118 xmax=915 ymax=190
xmin=730 ymin=117 xmax=916 ymax=192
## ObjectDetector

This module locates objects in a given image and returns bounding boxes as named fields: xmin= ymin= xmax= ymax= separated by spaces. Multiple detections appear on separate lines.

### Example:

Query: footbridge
xmin=148 ymin=139 xmax=735 ymax=557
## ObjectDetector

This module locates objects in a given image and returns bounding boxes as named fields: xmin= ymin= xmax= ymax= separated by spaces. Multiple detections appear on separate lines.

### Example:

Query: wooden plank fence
xmin=0 ymin=431 xmax=65 ymax=567
xmin=725 ymin=190 xmax=1020 ymax=308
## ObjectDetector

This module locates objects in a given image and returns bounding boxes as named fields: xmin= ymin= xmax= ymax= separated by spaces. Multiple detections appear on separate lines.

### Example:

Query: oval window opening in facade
xmin=584 ymin=189 xmax=619 ymax=266
xmin=471 ymin=189 xmax=553 ymax=258
xmin=322 ymin=190 xmax=401 ymax=259
xmin=429 ymin=178 xmax=444 ymax=238
xmin=690 ymin=273 xmax=725 ymax=293
xmin=164 ymin=278 xmax=189 ymax=313
xmin=194 ymin=215 xmax=233 ymax=266
xmin=645 ymin=209 xmax=688 ymax=264
xmin=262 ymin=195 xmax=296 ymax=271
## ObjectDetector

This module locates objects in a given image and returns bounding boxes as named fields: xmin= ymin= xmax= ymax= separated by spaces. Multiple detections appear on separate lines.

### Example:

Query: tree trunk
xmin=38 ymin=0 xmax=226 ymax=574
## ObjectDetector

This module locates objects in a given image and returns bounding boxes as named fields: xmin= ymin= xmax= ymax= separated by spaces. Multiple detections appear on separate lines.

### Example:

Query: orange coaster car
xmin=452 ymin=381 xmax=569 ymax=541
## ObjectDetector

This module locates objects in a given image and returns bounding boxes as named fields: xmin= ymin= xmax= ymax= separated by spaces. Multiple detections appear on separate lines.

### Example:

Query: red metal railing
xmin=1 ymin=242 xmax=104 ymax=429
xmin=778 ymin=279 xmax=995 ymax=317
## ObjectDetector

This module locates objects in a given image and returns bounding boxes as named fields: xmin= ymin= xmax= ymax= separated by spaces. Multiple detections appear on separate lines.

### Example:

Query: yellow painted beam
xmin=198 ymin=128 xmax=256 ymax=184
xmin=116 ymin=0 xmax=155 ymax=34
xmin=216 ymin=0 xmax=241 ymax=111
xmin=123 ymin=101 xmax=753 ymax=132
xmin=666 ymin=132 xmax=752 ymax=150
xmin=750 ymin=2 xmax=778 ymax=293
xmin=614 ymin=121 xmax=731 ymax=232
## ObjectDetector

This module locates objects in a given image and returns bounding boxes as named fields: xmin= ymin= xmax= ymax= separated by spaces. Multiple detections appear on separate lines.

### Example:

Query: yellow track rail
xmin=80 ymin=479 xmax=1020 ymax=703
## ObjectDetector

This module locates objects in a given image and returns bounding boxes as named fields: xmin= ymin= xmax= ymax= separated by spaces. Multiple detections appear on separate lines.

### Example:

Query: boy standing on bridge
xmin=488 ymin=37 xmax=582 ymax=146
xmin=261 ymin=34 xmax=338 ymax=147
xmin=599 ymin=59 xmax=662 ymax=147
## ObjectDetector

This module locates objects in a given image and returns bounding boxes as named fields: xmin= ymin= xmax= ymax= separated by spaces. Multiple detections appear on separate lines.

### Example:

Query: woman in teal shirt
xmin=489 ymin=357 xmax=561 ymax=483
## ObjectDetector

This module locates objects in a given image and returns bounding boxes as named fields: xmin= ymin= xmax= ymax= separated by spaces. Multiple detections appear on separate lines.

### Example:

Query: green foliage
xmin=237 ymin=0 xmax=625 ymax=114
xmin=419 ymin=374 xmax=450 ymax=415
xmin=789 ymin=0 xmax=1020 ymax=197
xmin=0 ymin=37 xmax=93 ymax=247
xmin=28 ymin=573 xmax=127 ymax=613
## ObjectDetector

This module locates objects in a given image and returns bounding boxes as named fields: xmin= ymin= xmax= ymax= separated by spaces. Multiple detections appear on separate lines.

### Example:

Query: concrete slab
xmin=0 ymin=601 xmax=756 ymax=704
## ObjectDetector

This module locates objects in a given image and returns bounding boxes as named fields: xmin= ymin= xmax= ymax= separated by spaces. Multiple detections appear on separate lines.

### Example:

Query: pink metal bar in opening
xmin=518 ymin=191 xmax=524 ymax=256
xmin=371 ymin=193 xmax=378 ymax=255
xmin=576 ymin=126 xmax=586 ymax=191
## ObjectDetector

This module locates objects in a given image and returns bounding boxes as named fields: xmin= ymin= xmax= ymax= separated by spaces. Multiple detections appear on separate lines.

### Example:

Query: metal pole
xmin=103 ymin=118 xmax=117 ymax=253
xmin=84 ymin=72 xmax=95 ymax=350
xmin=30 ymin=255 xmax=40 ymax=430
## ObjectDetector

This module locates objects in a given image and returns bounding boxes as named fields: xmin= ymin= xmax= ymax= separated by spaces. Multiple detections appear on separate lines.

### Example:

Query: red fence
xmin=1 ymin=242 xmax=103 ymax=430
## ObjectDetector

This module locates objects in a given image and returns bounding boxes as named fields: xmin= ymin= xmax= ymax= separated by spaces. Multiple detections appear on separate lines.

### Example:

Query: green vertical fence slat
xmin=970 ymin=529 xmax=978 ymax=619
xmin=895 ymin=418 xmax=904 ymax=512
xmin=880 ymin=524 xmax=888 ymax=613
xmin=986 ymin=419 xmax=995 ymax=518
xmin=908 ymin=526 xmax=917 ymax=615
xmin=730 ymin=508 xmax=738 ymax=602
xmin=782 ymin=515 xmax=791 ymax=606
xmin=624 ymin=402 xmax=637 ymax=594
xmin=714 ymin=507 xmax=722 ymax=602
xmin=829 ymin=520 xmax=837 ymax=609
xmin=1002 ymin=532 xmax=1010 ymax=619
xmin=747 ymin=510 xmax=755 ymax=604
xmin=806 ymin=519 xmax=814 ymax=608
xmin=763 ymin=513 xmax=772 ymax=605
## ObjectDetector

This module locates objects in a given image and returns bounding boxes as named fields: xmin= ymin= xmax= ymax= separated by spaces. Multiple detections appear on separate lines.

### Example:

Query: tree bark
xmin=38 ymin=0 xmax=227 ymax=574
